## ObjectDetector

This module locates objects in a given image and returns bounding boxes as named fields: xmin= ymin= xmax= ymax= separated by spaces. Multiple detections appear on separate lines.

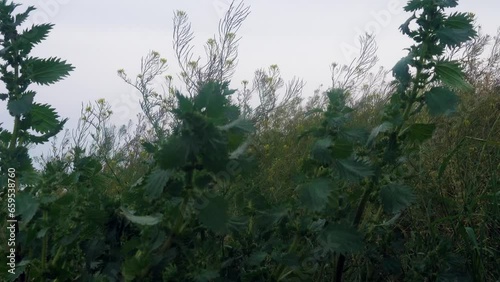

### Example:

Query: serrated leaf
xmin=29 ymin=103 xmax=61 ymax=133
xmin=299 ymin=178 xmax=334 ymax=212
xmin=175 ymin=90 xmax=193 ymax=114
xmin=18 ymin=24 xmax=53 ymax=52
xmin=14 ymin=5 xmax=36 ymax=25
xmin=26 ymin=57 xmax=74 ymax=85
xmin=380 ymin=183 xmax=415 ymax=214
xmin=144 ymin=169 xmax=170 ymax=200
xmin=311 ymin=138 xmax=333 ymax=164
xmin=194 ymin=81 xmax=227 ymax=119
xmin=16 ymin=192 xmax=39 ymax=228
xmin=400 ymin=123 xmax=436 ymax=143
xmin=27 ymin=118 xmax=67 ymax=144
xmin=198 ymin=196 xmax=229 ymax=233
xmin=120 ymin=207 xmax=162 ymax=226
xmin=436 ymin=12 xmax=476 ymax=48
xmin=7 ymin=91 xmax=35 ymax=115
xmin=318 ymin=223 xmax=363 ymax=254
xmin=434 ymin=60 xmax=472 ymax=91
xmin=424 ymin=87 xmax=459 ymax=116
xmin=392 ymin=56 xmax=412 ymax=85
xmin=336 ymin=158 xmax=373 ymax=181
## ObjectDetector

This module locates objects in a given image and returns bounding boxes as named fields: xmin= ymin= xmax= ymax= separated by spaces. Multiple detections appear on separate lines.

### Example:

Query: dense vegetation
xmin=1 ymin=0 xmax=499 ymax=281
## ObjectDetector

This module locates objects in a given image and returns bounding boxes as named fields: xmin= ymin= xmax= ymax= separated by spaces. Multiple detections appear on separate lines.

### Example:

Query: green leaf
xmin=7 ymin=91 xmax=35 ymax=115
xmin=16 ymin=192 xmax=39 ymax=228
xmin=175 ymin=91 xmax=193 ymax=114
xmin=336 ymin=158 xmax=373 ymax=181
xmin=392 ymin=56 xmax=412 ymax=85
xmin=14 ymin=5 xmax=36 ymax=25
xmin=437 ymin=12 xmax=476 ymax=48
xmin=311 ymin=138 xmax=333 ymax=164
xmin=26 ymin=57 xmax=74 ymax=85
xmin=434 ymin=60 xmax=472 ymax=91
xmin=367 ymin=121 xmax=393 ymax=147
xmin=144 ymin=169 xmax=171 ymax=200
xmin=29 ymin=103 xmax=61 ymax=133
xmin=120 ymin=207 xmax=162 ymax=226
xmin=380 ymin=183 xmax=415 ymax=214
xmin=400 ymin=123 xmax=436 ymax=143
xmin=194 ymin=81 xmax=227 ymax=119
xmin=18 ymin=24 xmax=53 ymax=52
xmin=424 ymin=87 xmax=459 ymax=116
xmin=318 ymin=223 xmax=363 ymax=254
xmin=198 ymin=196 xmax=229 ymax=233
xmin=299 ymin=178 xmax=334 ymax=212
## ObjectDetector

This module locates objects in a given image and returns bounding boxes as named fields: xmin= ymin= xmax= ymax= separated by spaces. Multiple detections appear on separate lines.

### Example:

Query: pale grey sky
xmin=1 ymin=0 xmax=499 ymax=161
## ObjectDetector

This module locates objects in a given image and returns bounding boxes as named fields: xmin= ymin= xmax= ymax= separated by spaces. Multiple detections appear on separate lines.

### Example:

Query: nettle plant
xmin=0 ymin=1 xmax=73 ymax=177
xmin=0 ymin=1 xmax=73 ymax=280
xmin=297 ymin=0 xmax=476 ymax=280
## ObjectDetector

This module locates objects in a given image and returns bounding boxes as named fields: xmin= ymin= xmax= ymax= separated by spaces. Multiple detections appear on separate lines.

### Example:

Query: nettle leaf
xmin=336 ymin=158 xmax=373 ymax=181
xmin=175 ymin=90 xmax=193 ymax=114
xmin=14 ymin=5 xmax=36 ymax=25
xmin=194 ymin=81 xmax=227 ymax=119
xmin=380 ymin=183 xmax=416 ymax=214
xmin=311 ymin=138 xmax=333 ymax=164
xmin=400 ymin=123 xmax=436 ymax=143
xmin=26 ymin=57 xmax=74 ymax=85
xmin=27 ymin=118 xmax=67 ymax=144
xmin=120 ymin=207 xmax=162 ymax=226
xmin=144 ymin=169 xmax=171 ymax=200
xmin=392 ymin=56 xmax=412 ymax=85
xmin=18 ymin=24 xmax=53 ymax=52
xmin=424 ymin=87 xmax=459 ymax=116
xmin=437 ymin=12 xmax=476 ymax=48
xmin=299 ymin=178 xmax=334 ymax=212
xmin=7 ymin=91 xmax=35 ymax=115
xmin=16 ymin=192 xmax=40 ymax=228
xmin=29 ymin=103 xmax=61 ymax=133
xmin=198 ymin=195 xmax=229 ymax=233
xmin=367 ymin=121 xmax=393 ymax=147
xmin=318 ymin=223 xmax=363 ymax=254
xmin=434 ymin=60 xmax=472 ymax=91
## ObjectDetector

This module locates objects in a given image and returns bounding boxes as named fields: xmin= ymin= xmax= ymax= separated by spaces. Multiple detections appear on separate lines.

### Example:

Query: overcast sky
xmin=1 ymin=0 xmax=499 ymax=161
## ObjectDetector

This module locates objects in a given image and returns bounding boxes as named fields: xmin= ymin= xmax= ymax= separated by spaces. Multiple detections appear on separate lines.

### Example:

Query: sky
xmin=1 ymin=0 xmax=499 ymax=162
